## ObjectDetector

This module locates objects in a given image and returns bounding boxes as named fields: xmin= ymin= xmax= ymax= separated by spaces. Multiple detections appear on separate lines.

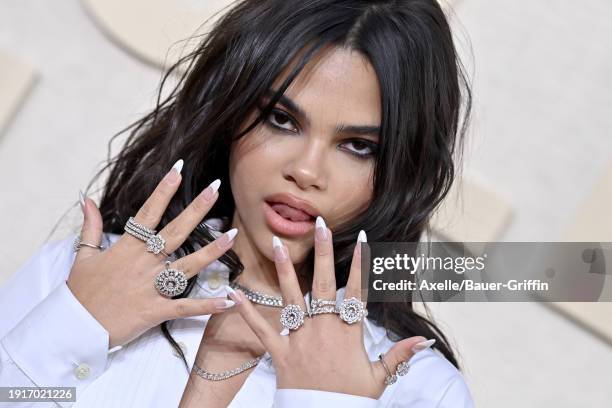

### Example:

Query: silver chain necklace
xmin=229 ymin=280 xmax=284 ymax=308
xmin=192 ymin=281 xmax=280 ymax=381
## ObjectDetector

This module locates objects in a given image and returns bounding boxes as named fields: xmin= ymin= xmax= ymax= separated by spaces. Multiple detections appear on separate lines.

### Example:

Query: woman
xmin=0 ymin=0 xmax=474 ymax=406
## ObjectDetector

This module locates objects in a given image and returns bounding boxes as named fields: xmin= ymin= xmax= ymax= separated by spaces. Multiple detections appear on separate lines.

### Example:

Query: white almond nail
xmin=412 ymin=339 xmax=436 ymax=353
xmin=224 ymin=285 xmax=236 ymax=296
xmin=209 ymin=179 xmax=221 ymax=194
xmin=272 ymin=235 xmax=283 ymax=249
xmin=225 ymin=228 xmax=238 ymax=242
xmin=172 ymin=159 xmax=184 ymax=175
xmin=215 ymin=299 xmax=235 ymax=309
xmin=357 ymin=230 xmax=367 ymax=243
xmin=316 ymin=216 xmax=326 ymax=230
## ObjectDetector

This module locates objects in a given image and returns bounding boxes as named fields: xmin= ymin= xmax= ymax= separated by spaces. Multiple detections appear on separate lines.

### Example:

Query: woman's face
xmin=228 ymin=46 xmax=381 ymax=267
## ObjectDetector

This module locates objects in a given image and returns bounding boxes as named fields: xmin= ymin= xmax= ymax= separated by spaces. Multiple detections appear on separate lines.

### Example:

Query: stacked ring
xmin=124 ymin=216 xmax=170 ymax=257
xmin=309 ymin=298 xmax=337 ymax=316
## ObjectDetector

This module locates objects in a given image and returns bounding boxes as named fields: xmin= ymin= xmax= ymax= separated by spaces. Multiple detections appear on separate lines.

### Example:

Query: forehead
xmin=270 ymin=46 xmax=382 ymax=126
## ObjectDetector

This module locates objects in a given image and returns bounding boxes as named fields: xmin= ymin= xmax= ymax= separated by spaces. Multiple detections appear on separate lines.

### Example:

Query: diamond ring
xmin=154 ymin=261 xmax=188 ymax=297
xmin=124 ymin=216 xmax=170 ymax=257
xmin=336 ymin=297 xmax=368 ymax=324
xmin=309 ymin=298 xmax=337 ymax=317
xmin=280 ymin=304 xmax=306 ymax=331
xmin=396 ymin=360 xmax=411 ymax=377
xmin=73 ymin=234 xmax=105 ymax=252
xmin=379 ymin=352 xmax=397 ymax=385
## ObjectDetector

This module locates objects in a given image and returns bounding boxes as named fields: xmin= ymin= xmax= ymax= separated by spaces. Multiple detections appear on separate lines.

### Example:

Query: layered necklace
xmin=191 ymin=279 xmax=284 ymax=381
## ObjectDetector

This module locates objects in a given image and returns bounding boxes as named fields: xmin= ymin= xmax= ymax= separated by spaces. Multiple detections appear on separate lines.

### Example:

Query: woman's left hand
xmin=227 ymin=216 xmax=429 ymax=399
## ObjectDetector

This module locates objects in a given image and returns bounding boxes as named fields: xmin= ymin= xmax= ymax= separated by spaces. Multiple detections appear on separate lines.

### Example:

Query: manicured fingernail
xmin=202 ymin=179 xmax=221 ymax=201
xmin=215 ymin=299 xmax=235 ymax=309
xmin=216 ymin=228 xmax=238 ymax=250
xmin=272 ymin=236 xmax=288 ymax=262
xmin=173 ymin=159 xmax=184 ymax=174
xmin=355 ymin=230 xmax=367 ymax=256
xmin=79 ymin=190 xmax=86 ymax=211
xmin=412 ymin=338 xmax=436 ymax=353
xmin=315 ymin=216 xmax=328 ymax=241
xmin=224 ymin=284 xmax=236 ymax=297
xmin=225 ymin=286 xmax=241 ymax=304
xmin=166 ymin=159 xmax=183 ymax=183
xmin=280 ymin=328 xmax=290 ymax=336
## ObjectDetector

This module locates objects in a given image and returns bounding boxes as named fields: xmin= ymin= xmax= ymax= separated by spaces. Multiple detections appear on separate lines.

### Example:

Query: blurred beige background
xmin=1 ymin=0 xmax=611 ymax=406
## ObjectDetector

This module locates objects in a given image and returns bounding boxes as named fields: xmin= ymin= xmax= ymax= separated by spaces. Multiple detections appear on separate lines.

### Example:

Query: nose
xmin=282 ymin=140 xmax=328 ymax=191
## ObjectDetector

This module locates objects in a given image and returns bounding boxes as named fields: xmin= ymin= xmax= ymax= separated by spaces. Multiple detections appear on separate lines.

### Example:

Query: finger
xmin=130 ymin=159 xmax=184 ymax=233
xmin=312 ymin=216 xmax=336 ymax=301
xmin=371 ymin=337 xmax=434 ymax=385
xmin=272 ymin=236 xmax=307 ymax=310
xmin=158 ymin=179 xmax=221 ymax=254
xmin=166 ymin=296 xmax=236 ymax=320
xmin=75 ymin=190 xmax=104 ymax=261
xmin=226 ymin=286 xmax=285 ymax=357
xmin=345 ymin=230 xmax=367 ymax=304
xmin=169 ymin=228 xmax=239 ymax=279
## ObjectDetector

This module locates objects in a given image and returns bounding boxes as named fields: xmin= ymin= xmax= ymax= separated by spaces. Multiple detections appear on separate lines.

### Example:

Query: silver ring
xmin=309 ymin=298 xmax=337 ymax=316
xmin=336 ymin=297 xmax=368 ymax=324
xmin=73 ymin=234 xmax=105 ymax=252
xmin=379 ymin=353 xmax=397 ymax=385
xmin=124 ymin=217 xmax=170 ymax=257
xmin=280 ymin=304 xmax=306 ymax=331
xmin=125 ymin=216 xmax=156 ymax=236
xmin=146 ymin=233 xmax=169 ymax=256
xmin=154 ymin=261 xmax=188 ymax=297
xmin=396 ymin=360 xmax=411 ymax=377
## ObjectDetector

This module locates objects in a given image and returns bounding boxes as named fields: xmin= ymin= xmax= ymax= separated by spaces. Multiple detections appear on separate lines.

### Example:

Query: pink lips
xmin=263 ymin=201 xmax=315 ymax=236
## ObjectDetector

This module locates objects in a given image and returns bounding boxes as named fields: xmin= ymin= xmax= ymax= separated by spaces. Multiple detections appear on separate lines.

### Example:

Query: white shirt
xmin=0 ymin=219 xmax=475 ymax=407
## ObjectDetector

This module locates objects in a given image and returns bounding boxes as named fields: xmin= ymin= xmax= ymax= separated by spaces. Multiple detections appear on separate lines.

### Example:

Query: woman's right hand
xmin=67 ymin=160 xmax=237 ymax=349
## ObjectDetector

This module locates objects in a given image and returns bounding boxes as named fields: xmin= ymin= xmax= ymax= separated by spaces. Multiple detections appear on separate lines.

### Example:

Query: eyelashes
xmin=263 ymin=108 xmax=379 ymax=159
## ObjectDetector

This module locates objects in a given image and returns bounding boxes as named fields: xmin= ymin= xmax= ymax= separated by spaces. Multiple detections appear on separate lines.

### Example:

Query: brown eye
xmin=342 ymin=139 xmax=379 ymax=159
xmin=267 ymin=109 xmax=298 ymax=133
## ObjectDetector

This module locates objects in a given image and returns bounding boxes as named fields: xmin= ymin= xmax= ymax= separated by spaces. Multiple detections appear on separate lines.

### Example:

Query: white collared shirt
xmin=0 ymin=222 xmax=475 ymax=407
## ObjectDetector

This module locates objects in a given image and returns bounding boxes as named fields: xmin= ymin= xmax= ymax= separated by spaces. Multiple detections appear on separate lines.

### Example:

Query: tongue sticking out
xmin=270 ymin=203 xmax=313 ymax=222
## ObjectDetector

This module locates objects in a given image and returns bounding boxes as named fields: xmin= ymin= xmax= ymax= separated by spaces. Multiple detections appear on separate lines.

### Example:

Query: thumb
xmin=76 ymin=190 xmax=104 ymax=261
xmin=373 ymin=336 xmax=435 ymax=384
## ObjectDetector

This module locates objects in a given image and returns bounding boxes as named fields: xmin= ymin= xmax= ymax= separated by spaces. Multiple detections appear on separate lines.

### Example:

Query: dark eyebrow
xmin=263 ymin=89 xmax=380 ymax=138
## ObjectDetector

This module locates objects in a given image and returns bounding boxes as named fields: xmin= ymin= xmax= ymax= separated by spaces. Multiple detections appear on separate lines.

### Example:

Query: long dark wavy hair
xmin=61 ymin=0 xmax=473 ymax=372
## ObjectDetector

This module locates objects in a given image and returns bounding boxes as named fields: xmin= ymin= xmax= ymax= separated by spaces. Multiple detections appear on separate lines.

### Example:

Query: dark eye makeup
xmin=259 ymin=106 xmax=379 ymax=159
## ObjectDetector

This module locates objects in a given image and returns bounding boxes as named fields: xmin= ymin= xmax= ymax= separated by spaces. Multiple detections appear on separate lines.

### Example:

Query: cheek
xmin=329 ymin=166 xmax=374 ymax=225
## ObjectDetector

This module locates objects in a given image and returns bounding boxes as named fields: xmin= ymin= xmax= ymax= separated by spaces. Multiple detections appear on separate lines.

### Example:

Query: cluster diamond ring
xmin=280 ymin=304 xmax=306 ymax=331
xmin=336 ymin=297 xmax=368 ymax=324
xmin=396 ymin=360 xmax=411 ymax=377
xmin=124 ymin=216 xmax=170 ymax=257
xmin=154 ymin=261 xmax=188 ymax=297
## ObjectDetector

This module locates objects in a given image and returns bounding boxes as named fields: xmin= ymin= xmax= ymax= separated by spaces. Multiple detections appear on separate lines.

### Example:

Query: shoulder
xmin=369 ymin=324 xmax=474 ymax=407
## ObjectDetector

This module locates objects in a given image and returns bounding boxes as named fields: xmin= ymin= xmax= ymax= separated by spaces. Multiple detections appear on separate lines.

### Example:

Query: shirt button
xmin=207 ymin=273 xmax=222 ymax=289
xmin=74 ymin=363 xmax=91 ymax=380
xmin=172 ymin=341 xmax=188 ymax=358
